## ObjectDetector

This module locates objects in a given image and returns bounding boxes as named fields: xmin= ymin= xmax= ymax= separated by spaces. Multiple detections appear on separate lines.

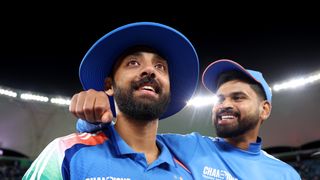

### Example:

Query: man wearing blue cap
xmin=23 ymin=22 xmax=199 ymax=179
xmin=73 ymin=59 xmax=301 ymax=179
xmin=160 ymin=59 xmax=300 ymax=179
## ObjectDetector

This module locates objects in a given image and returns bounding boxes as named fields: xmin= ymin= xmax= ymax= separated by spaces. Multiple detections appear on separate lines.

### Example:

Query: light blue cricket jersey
xmin=24 ymin=124 xmax=192 ymax=180
xmin=76 ymin=119 xmax=301 ymax=180
xmin=158 ymin=132 xmax=301 ymax=180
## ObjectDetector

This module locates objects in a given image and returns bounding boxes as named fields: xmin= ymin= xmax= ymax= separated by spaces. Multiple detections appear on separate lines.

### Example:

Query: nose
xmin=140 ymin=66 xmax=156 ymax=79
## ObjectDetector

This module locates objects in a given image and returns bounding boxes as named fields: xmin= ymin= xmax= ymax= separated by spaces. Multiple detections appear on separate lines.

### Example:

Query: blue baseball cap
xmin=202 ymin=59 xmax=272 ymax=103
xmin=79 ymin=22 xmax=199 ymax=119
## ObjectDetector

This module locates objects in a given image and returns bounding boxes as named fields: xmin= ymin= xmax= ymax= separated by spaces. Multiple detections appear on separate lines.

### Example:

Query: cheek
xmin=115 ymin=72 xmax=133 ymax=86
xmin=211 ymin=105 xmax=219 ymax=115
xmin=239 ymin=103 xmax=256 ymax=116
xmin=165 ymin=81 xmax=170 ymax=92
xmin=162 ymin=77 xmax=170 ymax=92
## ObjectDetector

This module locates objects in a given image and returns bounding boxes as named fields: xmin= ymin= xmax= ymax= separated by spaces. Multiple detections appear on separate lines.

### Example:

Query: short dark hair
xmin=217 ymin=70 xmax=267 ymax=101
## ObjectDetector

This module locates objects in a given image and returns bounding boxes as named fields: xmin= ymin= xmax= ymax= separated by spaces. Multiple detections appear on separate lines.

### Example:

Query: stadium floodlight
xmin=0 ymin=88 xmax=17 ymax=98
xmin=50 ymin=97 xmax=71 ymax=106
xmin=20 ymin=93 xmax=49 ymax=102
xmin=1 ymin=70 xmax=320 ymax=108
xmin=187 ymin=95 xmax=219 ymax=107
xmin=273 ymin=72 xmax=320 ymax=92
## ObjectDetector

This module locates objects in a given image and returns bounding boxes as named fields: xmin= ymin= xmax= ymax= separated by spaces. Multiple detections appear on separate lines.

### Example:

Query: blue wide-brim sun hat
xmin=202 ymin=59 xmax=272 ymax=103
xmin=79 ymin=22 xmax=199 ymax=119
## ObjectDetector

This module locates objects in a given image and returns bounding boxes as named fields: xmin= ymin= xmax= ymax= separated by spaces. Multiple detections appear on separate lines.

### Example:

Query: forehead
xmin=216 ymin=80 xmax=256 ymax=96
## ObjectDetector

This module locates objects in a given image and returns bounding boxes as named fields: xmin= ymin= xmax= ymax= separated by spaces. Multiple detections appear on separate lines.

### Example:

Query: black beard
xmin=113 ymin=76 xmax=170 ymax=122
xmin=213 ymin=108 xmax=260 ymax=138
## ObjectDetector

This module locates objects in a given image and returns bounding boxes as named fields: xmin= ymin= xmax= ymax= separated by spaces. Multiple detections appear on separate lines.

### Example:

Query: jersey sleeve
xmin=76 ymin=118 xmax=111 ymax=133
xmin=22 ymin=138 xmax=65 ymax=180
xmin=158 ymin=132 xmax=200 ymax=164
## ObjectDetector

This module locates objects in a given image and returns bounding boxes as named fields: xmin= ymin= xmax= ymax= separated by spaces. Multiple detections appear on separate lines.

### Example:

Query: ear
xmin=259 ymin=100 xmax=271 ymax=123
xmin=104 ymin=77 xmax=114 ymax=96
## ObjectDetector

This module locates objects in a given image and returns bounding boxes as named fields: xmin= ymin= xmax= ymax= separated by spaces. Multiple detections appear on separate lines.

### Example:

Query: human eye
xmin=127 ymin=58 xmax=140 ymax=67
xmin=155 ymin=63 xmax=166 ymax=71
xmin=233 ymin=95 xmax=245 ymax=101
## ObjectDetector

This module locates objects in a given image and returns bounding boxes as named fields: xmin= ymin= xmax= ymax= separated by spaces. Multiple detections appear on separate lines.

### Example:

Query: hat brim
xmin=79 ymin=22 xmax=199 ymax=119
xmin=202 ymin=59 xmax=256 ymax=93
xmin=202 ymin=59 xmax=272 ymax=103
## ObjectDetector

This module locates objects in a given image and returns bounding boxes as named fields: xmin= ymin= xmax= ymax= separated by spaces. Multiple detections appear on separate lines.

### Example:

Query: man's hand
xmin=69 ymin=89 xmax=113 ymax=123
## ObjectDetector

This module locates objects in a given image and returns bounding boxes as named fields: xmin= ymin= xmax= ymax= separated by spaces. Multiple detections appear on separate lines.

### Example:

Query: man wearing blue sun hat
xmin=71 ymin=57 xmax=301 ymax=179
xmin=23 ymin=22 xmax=199 ymax=179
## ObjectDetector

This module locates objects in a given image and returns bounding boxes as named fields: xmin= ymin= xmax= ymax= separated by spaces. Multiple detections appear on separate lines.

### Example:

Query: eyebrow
xmin=231 ymin=92 xmax=247 ymax=96
xmin=154 ymin=55 xmax=167 ymax=64
xmin=127 ymin=51 xmax=142 ymax=57
xmin=217 ymin=91 xmax=248 ymax=98
xmin=127 ymin=51 xmax=167 ymax=62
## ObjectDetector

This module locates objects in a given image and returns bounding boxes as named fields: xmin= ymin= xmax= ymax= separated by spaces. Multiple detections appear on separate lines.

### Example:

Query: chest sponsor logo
xmin=202 ymin=166 xmax=238 ymax=180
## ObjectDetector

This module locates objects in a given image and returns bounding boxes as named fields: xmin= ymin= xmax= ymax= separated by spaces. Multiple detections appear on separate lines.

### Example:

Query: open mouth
xmin=134 ymin=79 xmax=160 ymax=92
xmin=219 ymin=114 xmax=237 ymax=120
xmin=216 ymin=112 xmax=239 ymax=125
xmin=134 ymin=82 xmax=161 ymax=98
xmin=132 ymin=75 xmax=161 ymax=97
xmin=140 ymin=85 xmax=155 ymax=92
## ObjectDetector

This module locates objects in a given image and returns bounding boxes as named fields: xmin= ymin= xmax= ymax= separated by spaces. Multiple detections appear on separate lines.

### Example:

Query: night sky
xmin=1 ymin=6 xmax=320 ymax=98
xmin=0 ymin=4 xmax=319 ymax=154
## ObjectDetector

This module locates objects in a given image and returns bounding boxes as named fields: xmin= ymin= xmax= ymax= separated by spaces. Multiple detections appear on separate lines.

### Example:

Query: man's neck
xmin=114 ymin=115 xmax=160 ymax=164
xmin=224 ymin=129 xmax=259 ymax=150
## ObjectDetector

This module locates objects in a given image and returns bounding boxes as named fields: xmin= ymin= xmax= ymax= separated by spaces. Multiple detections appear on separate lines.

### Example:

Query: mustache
xmin=216 ymin=108 xmax=240 ymax=117
xmin=132 ymin=75 xmax=161 ymax=94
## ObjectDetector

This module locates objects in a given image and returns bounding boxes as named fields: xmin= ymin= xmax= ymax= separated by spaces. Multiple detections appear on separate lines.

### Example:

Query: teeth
xmin=221 ymin=115 xmax=235 ymax=120
xmin=142 ymin=86 xmax=155 ymax=92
